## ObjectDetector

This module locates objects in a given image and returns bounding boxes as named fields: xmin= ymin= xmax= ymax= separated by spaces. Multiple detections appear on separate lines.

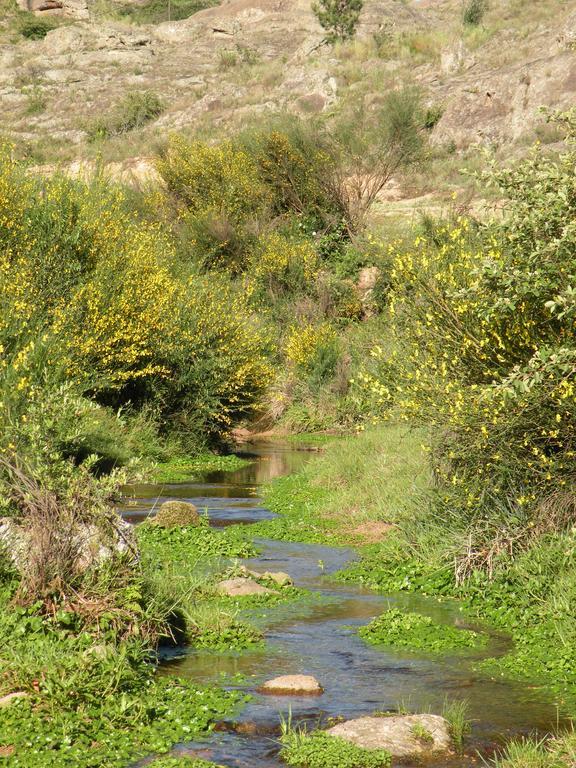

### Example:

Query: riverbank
xmin=1 ymin=434 xmax=574 ymax=767
xmin=255 ymin=426 xmax=576 ymax=766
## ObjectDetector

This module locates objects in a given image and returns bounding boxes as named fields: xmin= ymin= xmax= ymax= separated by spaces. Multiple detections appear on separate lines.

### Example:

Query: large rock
xmin=217 ymin=577 xmax=275 ymax=597
xmin=327 ymin=714 xmax=452 ymax=757
xmin=0 ymin=692 xmax=27 ymax=709
xmin=154 ymin=501 xmax=199 ymax=528
xmin=239 ymin=565 xmax=293 ymax=586
xmin=0 ymin=515 xmax=137 ymax=576
xmin=260 ymin=674 xmax=323 ymax=695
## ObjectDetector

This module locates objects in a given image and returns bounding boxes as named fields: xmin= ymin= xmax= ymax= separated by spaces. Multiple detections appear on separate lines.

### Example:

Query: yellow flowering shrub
xmin=156 ymin=135 xmax=270 ymax=272
xmin=248 ymin=232 xmax=319 ymax=292
xmin=0 ymin=147 xmax=272 ymax=451
xmin=285 ymin=323 xmax=337 ymax=370
xmin=156 ymin=135 xmax=269 ymax=219
xmin=377 ymin=181 xmax=576 ymax=562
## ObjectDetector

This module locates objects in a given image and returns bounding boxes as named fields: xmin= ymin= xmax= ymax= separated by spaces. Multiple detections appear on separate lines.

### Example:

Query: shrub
xmin=157 ymin=135 xmax=269 ymax=272
xmin=333 ymin=88 xmax=426 ymax=232
xmin=249 ymin=232 xmax=319 ymax=295
xmin=87 ymin=91 xmax=164 ymax=141
xmin=372 ymin=109 xmax=576 ymax=575
xmin=312 ymin=0 xmax=364 ymax=44
xmin=0 ymin=147 xmax=271 ymax=452
xmin=18 ymin=15 xmax=56 ymax=39
xmin=462 ymin=0 xmax=488 ymax=26
xmin=243 ymin=124 xmax=346 ymax=236
xmin=285 ymin=323 xmax=338 ymax=374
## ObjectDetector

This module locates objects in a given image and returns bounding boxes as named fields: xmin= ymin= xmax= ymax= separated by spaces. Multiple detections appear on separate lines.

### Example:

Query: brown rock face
xmin=259 ymin=674 xmax=324 ymax=695
xmin=327 ymin=714 xmax=452 ymax=757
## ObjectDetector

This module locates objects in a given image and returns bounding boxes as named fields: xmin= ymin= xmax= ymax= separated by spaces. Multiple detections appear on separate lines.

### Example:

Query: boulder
xmin=217 ymin=577 xmax=275 ymax=597
xmin=154 ymin=501 xmax=199 ymax=528
xmin=0 ymin=692 xmax=27 ymax=709
xmin=239 ymin=566 xmax=293 ymax=586
xmin=0 ymin=515 xmax=137 ymax=576
xmin=260 ymin=674 xmax=323 ymax=695
xmin=261 ymin=570 xmax=293 ymax=587
xmin=326 ymin=714 xmax=452 ymax=757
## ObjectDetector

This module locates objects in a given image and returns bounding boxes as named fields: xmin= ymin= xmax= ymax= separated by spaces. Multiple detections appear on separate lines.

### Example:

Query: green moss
xmin=280 ymin=730 xmax=391 ymax=768
xmin=359 ymin=608 xmax=483 ymax=653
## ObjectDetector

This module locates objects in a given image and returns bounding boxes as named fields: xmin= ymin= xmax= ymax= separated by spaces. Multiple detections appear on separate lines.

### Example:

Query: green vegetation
xmin=136 ymin=519 xmax=256 ymax=561
xmin=150 ymin=759 xmax=225 ymax=768
xmin=410 ymin=722 xmax=434 ymax=743
xmin=462 ymin=0 xmax=488 ymax=27
xmin=4 ymin=12 xmax=576 ymax=759
xmin=492 ymin=734 xmax=576 ymax=768
xmin=18 ymin=15 xmax=58 ymax=39
xmin=358 ymin=608 xmax=484 ymax=653
xmin=312 ymin=0 xmax=363 ymax=44
xmin=280 ymin=728 xmax=391 ymax=768
xmin=87 ymin=91 xmax=165 ymax=141
xmin=111 ymin=0 xmax=218 ymax=24
xmin=150 ymin=453 xmax=251 ymax=483
xmin=441 ymin=698 xmax=471 ymax=752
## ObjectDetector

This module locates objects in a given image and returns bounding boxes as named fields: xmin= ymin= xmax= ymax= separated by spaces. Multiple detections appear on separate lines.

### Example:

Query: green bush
xmin=87 ymin=91 xmax=164 ymax=141
xmin=462 ymin=0 xmax=488 ymax=26
xmin=312 ymin=0 xmax=363 ymax=44
xmin=18 ymin=15 xmax=56 ymax=39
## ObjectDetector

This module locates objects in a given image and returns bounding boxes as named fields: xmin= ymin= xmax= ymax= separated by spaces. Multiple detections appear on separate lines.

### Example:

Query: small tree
xmin=312 ymin=0 xmax=363 ymax=44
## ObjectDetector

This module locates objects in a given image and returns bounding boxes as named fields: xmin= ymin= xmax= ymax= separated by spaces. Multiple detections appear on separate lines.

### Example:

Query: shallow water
xmin=127 ymin=442 xmax=564 ymax=768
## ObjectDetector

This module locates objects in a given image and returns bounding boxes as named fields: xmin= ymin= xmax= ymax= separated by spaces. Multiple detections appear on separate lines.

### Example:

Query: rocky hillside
xmin=2 ymin=0 xmax=576 ymax=200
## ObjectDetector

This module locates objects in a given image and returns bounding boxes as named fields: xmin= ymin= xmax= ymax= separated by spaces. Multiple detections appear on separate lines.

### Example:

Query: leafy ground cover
xmin=150 ymin=454 xmax=252 ymax=484
xmin=280 ymin=729 xmax=391 ymax=768
xmin=358 ymin=608 xmax=484 ymax=653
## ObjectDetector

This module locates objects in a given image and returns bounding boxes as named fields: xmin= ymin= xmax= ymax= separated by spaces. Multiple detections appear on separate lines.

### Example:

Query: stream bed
xmin=124 ymin=442 xmax=564 ymax=768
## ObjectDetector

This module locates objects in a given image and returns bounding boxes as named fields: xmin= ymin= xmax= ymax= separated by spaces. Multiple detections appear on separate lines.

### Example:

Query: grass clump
xmin=462 ymin=0 xmax=488 ymax=26
xmin=492 ymin=734 xmax=576 ymax=768
xmin=442 ymin=698 xmax=471 ymax=753
xmin=280 ymin=729 xmax=390 ymax=768
xmin=87 ymin=91 xmax=164 ymax=141
xmin=358 ymin=609 xmax=483 ymax=653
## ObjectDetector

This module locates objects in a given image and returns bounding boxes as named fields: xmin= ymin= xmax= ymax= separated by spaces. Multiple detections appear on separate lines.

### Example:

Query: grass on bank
xmin=247 ymin=424 xmax=429 ymax=545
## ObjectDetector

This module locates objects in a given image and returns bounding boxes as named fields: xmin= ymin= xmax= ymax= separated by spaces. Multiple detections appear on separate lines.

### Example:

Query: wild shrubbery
xmin=359 ymin=111 xmax=576 ymax=578
xmin=0 ymin=147 xmax=271 ymax=482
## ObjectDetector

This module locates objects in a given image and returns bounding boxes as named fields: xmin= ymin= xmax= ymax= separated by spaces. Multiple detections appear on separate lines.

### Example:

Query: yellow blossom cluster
xmin=0 ymin=147 xmax=272 ymax=439
xmin=284 ymin=323 xmax=337 ymax=370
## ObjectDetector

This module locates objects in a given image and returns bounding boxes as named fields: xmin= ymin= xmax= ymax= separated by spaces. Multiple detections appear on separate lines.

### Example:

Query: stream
xmin=124 ymin=441 xmax=564 ymax=768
